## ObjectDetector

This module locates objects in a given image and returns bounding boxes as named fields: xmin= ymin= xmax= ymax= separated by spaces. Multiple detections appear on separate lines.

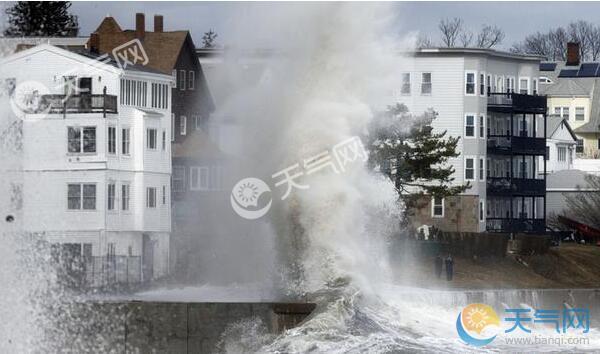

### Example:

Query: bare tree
xmin=460 ymin=30 xmax=473 ymax=47
xmin=548 ymin=27 xmax=568 ymax=61
xmin=568 ymin=21 xmax=593 ymax=61
xmin=476 ymin=25 xmax=505 ymax=48
xmin=511 ymin=32 xmax=552 ymax=59
xmin=588 ymin=26 xmax=600 ymax=61
xmin=416 ymin=34 xmax=433 ymax=49
xmin=564 ymin=175 xmax=600 ymax=229
xmin=439 ymin=17 xmax=463 ymax=47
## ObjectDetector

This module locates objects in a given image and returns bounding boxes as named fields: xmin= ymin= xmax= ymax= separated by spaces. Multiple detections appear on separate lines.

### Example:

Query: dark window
xmin=576 ymin=139 xmax=584 ymax=153
xmin=545 ymin=146 xmax=550 ymax=161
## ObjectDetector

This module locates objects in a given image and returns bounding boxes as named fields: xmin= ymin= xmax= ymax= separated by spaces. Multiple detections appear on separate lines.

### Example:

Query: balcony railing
xmin=487 ymin=92 xmax=547 ymax=113
xmin=40 ymin=94 xmax=117 ymax=115
xmin=487 ymin=136 xmax=546 ymax=155
xmin=486 ymin=218 xmax=545 ymax=233
xmin=487 ymin=177 xmax=545 ymax=196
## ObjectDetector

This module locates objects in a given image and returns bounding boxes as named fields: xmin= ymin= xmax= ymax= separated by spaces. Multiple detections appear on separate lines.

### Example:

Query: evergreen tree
xmin=4 ymin=2 xmax=79 ymax=37
xmin=367 ymin=103 xmax=469 ymax=219
xmin=202 ymin=29 xmax=218 ymax=48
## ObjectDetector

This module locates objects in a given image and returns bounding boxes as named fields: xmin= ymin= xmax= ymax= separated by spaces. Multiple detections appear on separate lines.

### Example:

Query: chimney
xmin=136 ymin=13 xmax=145 ymax=40
xmin=89 ymin=32 xmax=99 ymax=54
xmin=567 ymin=42 xmax=580 ymax=66
xmin=154 ymin=15 xmax=163 ymax=33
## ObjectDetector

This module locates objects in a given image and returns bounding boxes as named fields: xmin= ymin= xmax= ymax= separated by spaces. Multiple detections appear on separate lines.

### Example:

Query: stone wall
xmin=409 ymin=195 xmax=481 ymax=233
xmin=52 ymin=301 xmax=316 ymax=353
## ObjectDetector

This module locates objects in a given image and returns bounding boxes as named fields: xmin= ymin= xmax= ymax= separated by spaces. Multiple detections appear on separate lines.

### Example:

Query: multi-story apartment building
xmin=399 ymin=48 xmax=547 ymax=234
xmin=0 ymin=44 xmax=173 ymax=286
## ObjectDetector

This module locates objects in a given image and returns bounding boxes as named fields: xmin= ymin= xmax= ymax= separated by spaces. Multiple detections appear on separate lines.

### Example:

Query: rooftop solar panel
xmin=540 ymin=62 xmax=557 ymax=71
xmin=578 ymin=63 xmax=599 ymax=77
xmin=559 ymin=69 xmax=579 ymax=78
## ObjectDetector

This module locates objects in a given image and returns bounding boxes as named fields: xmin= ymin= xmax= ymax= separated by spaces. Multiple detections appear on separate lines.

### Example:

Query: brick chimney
xmin=567 ymin=42 xmax=580 ymax=66
xmin=136 ymin=13 xmax=145 ymax=40
xmin=154 ymin=15 xmax=163 ymax=33
xmin=89 ymin=32 xmax=99 ymax=54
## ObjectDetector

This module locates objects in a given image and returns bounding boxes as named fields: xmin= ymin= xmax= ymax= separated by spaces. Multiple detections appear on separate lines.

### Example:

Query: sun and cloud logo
xmin=456 ymin=303 xmax=501 ymax=347
xmin=230 ymin=177 xmax=272 ymax=220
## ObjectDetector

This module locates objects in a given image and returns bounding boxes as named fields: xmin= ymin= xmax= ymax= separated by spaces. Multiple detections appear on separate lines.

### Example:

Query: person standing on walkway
xmin=445 ymin=254 xmax=454 ymax=281
xmin=435 ymin=254 xmax=443 ymax=279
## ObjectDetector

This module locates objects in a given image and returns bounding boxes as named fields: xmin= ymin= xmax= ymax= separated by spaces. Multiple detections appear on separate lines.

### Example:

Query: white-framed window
xmin=194 ymin=115 xmax=202 ymax=130
xmin=479 ymin=158 xmax=484 ymax=181
xmin=179 ymin=69 xmax=186 ymax=90
xmin=486 ymin=74 xmax=491 ymax=94
xmin=421 ymin=72 xmax=432 ymax=95
xmin=162 ymin=130 xmax=166 ymax=151
xmin=162 ymin=185 xmax=167 ymax=205
xmin=180 ymin=116 xmax=187 ymax=135
xmin=122 ymin=128 xmax=130 ymax=155
xmin=146 ymin=128 xmax=157 ymax=150
xmin=171 ymin=113 xmax=175 ymax=141
xmin=108 ymin=126 xmax=116 ymax=155
xmin=479 ymin=114 xmax=485 ymax=138
xmin=479 ymin=73 xmax=485 ymax=96
xmin=120 ymin=79 xmax=148 ymax=107
xmin=68 ymin=126 xmax=96 ymax=154
xmin=121 ymin=184 xmax=130 ymax=211
xmin=188 ymin=71 xmax=195 ymax=90
xmin=576 ymin=139 xmax=584 ymax=153
xmin=190 ymin=166 xmax=210 ymax=191
xmin=575 ymin=107 xmax=585 ymax=121
xmin=432 ymin=196 xmax=444 ymax=218
xmin=401 ymin=73 xmax=410 ymax=95
xmin=151 ymin=82 xmax=169 ymax=109
xmin=465 ymin=157 xmax=475 ymax=181
xmin=172 ymin=166 xmax=186 ymax=192
xmin=558 ymin=146 xmax=567 ymax=161
xmin=555 ymin=106 xmax=570 ymax=120
xmin=107 ymin=183 xmax=116 ymax=210
xmin=146 ymin=187 xmax=157 ymax=208
xmin=465 ymin=114 xmax=476 ymax=137
xmin=519 ymin=77 xmax=529 ymax=94
xmin=533 ymin=79 xmax=538 ymax=95
xmin=172 ymin=69 xmax=177 ymax=88
xmin=465 ymin=71 xmax=476 ymax=95
xmin=479 ymin=200 xmax=485 ymax=222
xmin=67 ymin=183 xmax=96 ymax=210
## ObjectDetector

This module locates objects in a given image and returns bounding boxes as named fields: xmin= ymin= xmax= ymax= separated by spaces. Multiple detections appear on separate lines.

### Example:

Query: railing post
xmin=103 ymin=86 xmax=107 ymax=118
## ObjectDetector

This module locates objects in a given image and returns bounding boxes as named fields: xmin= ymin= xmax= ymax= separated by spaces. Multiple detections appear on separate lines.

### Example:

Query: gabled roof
xmin=540 ymin=79 xmax=593 ymax=97
xmin=544 ymin=115 xmax=578 ymax=141
xmin=0 ymin=36 xmax=88 ymax=57
xmin=89 ymin=16 xmax=190 ymax=74
xmin=0 ymin=43 xmax=170 ymax=78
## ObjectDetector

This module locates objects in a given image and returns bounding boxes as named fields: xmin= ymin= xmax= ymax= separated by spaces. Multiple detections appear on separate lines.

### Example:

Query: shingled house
xmin=87 ymin=13 xmax=215 ymax=144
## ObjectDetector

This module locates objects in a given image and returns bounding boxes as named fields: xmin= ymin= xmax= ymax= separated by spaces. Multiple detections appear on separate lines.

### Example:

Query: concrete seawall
xmin=54 ymin=301 xmax=316 ymax=353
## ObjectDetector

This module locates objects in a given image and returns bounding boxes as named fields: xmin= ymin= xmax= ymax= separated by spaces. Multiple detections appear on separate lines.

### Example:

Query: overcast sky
xmin=9 ymin=2 xmax=600 ymax=51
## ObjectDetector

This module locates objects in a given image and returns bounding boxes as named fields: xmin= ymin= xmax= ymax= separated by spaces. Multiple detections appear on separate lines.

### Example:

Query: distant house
xmin=539 ymin=42 xmax=600 ymax=160
xmin=538 ymin=115 xmax=577 ymax=175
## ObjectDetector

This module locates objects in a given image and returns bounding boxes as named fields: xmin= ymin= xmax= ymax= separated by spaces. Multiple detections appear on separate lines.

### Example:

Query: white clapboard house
xmin=0 ymin=44 xmax=172 ymax=286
